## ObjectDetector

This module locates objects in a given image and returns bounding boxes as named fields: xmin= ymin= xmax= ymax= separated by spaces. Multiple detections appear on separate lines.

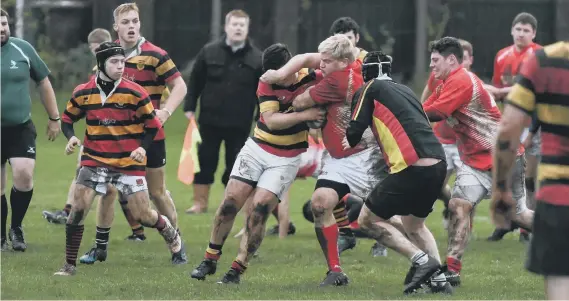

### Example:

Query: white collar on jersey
xmin=95 ymin=72 xmax=122 ymax=105
xmin=125 ymin=37 xmax=146 ymax=60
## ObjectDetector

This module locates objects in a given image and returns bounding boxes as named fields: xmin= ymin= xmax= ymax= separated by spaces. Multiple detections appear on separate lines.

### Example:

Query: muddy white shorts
xmin=229 ymin=138 xmax=300 ymax=200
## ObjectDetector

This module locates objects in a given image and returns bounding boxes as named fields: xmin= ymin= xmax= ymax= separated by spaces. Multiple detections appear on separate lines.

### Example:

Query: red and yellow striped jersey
xmin=506 ymin=41 xmax=569 ymax=206
xmin=120 ymin=38 xmax=181 ymax=141
xmin=62 ymin=77 xmax=162 ymax=176
xmin=254 ymin=69 xmax=322 ymax=157
xmin=351 ymin=79 xmax=445 ymax=174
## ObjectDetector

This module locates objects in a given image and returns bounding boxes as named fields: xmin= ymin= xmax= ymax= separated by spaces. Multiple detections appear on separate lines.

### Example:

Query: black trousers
xmin=194 ymin=124 xmax=250 ymax=186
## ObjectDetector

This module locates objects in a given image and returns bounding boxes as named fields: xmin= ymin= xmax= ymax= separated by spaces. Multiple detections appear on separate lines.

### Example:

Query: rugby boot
xmin=171 ymin=242 xmax=188 ymax=265
xmin=370 ymin=242 xmax=388 ymax=257
xmin=266 ymin=222 xmax=297 ymax=236
xmin=9 ymin=227 xmax=26 ymax=251
xmin=190 ymin=258 xmax=217 ymax=280
xmin=217 ymin=268 xmax=241 ymax=284
xmin=444 ymin=270 xmax=461 ymax=287
xmin=125 ymin=233 xmax=146 ymax=241
xmin=403 ymin=255 xmax=441 ymax=294
xmin=79 ymin=247 xmax=107 ymax=264
xmin=487 ymin=222 xmax=519 ymax=241
xmin=404 ymin=265 xmax=417 ymax=285
xmin=42 ymin=209 xmax=68 ymax=224
xmin=429 ymin=279 xmax=454 ymax=294
xmin=337 ymin=233 xmax=356 ymax=254
xmin=319 ymin=271 xmax=349 ymax=287
xmin=54 ymin=263 xmax=77 ymax=276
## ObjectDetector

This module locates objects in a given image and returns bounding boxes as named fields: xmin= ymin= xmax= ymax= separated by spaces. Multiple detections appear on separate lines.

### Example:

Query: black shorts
xmin=1 ymin=120 xmax=37 ymax=165
xmin=146 ymin=140 xmax=166 ymax=169
xmin=526 ymin=201 xmax=569 ymax=276
xmin=365 ymin=160 xmax=447 ymax=220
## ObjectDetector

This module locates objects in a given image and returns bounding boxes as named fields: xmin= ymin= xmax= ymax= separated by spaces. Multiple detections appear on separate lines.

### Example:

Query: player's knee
xmin=12 ymin=165 xmax=34 ymax=191
xmin=136 ymin=208 xmax=156 ymax=225
xmin=311 ymin=189 xmax=335 ymax=216
xmin=302 ymin=200 xmax=315 ymax=223
xmin=149 ymin=187 xmax=166 ymax=202
xmin=218 ymin=198 xmax=240 ymax=220
xmin=249 ymin=202 xmax=271 ymax=227
xmin=449 ymin=198 xmax=472 ymax=218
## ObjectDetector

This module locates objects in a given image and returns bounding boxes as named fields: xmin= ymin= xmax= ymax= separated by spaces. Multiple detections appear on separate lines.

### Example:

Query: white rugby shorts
xmin=229 ymin=138 xmax=300 ymax=200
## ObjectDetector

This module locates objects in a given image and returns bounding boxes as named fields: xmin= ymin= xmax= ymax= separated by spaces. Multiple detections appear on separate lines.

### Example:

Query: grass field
xmin=1 ymin=100 xmax=544 ymax=300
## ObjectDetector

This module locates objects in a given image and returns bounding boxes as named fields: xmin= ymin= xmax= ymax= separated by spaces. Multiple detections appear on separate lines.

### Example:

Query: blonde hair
xmin=458 ymin=39 xmax=473 ymax=57
xmin=225 ymin=9 xmax=249 ymax=25
xmin=88 ymin=28 xmax=112 ymax=44
xmin=318 ymin=34 xmax=355 ymax=62
xmin=113 ymin=2 xmax=139 ymax=22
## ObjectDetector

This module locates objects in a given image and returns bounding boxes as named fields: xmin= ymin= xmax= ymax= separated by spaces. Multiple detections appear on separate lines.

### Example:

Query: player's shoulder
xmin=257 ymin=81 xmax=275 ymax=97
xmin=119 ymin=78 xmax=149 ymax=98
xmin=72 ymin=79 xmax=96 ymax=97
xmin=140 ymin=39 xmax=169 ymax=57
xmin=448 ymin=68 xmax=474 ymax=87
xmin=495 ymin=45 xmax=515 ymax=62
xmin=542 ymin=41 xmax=569 ymax=60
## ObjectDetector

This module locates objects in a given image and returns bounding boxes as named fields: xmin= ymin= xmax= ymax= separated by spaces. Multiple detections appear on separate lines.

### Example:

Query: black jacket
xmin=184 ymin=37 xmax=262 ymax=131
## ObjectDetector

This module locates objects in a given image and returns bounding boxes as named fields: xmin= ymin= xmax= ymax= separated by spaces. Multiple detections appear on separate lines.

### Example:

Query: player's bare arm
xmin=157 ymin=76 xmax=187 ymax=124
xmin=491 ymin=104 xmax=529 ymax=226
xmin=263 ymin=107 xmax=324 ymax=131
xmin=292 ymin=87 xmax=317 ymax=110
xmin=420 ymin=84 xmax=431 ymax=103
xmin=260 ymin=53 xmax=321 ymax=84
xmin=37 ymin=77 xmax=61 ymax=141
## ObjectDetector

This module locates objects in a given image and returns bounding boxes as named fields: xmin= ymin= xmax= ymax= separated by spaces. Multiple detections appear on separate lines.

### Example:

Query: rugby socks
xmin=10 ymin=187 xmax=33 ymax=228
xmin=315 ymin=224 xmax=342 ymax=272
xmin=152 ymin=215 xmax=167 ymax=231
xmin=65 ymin=224 xmax=84 ymax=266
xmin=95 ymin=226 xmax=110 ymax=251
xmin=120 ymin=201 xmax=145 ymax=236
xmin=411 ymin=251 xmax=429 ymax=265
xmin=1 ymin=194 xmax=7 ymax=241
xmin=335 ymin=195 xmax=353 ymax=236
xmin=231 ymin=260 xmax=247 ymax=274
xmin=205 ymin=243 xmax=223 ymax=261
xmin=63 ymin=204 xmax=72 ymax=215
xmin=446 ymin=256 xmax=462 ymax=273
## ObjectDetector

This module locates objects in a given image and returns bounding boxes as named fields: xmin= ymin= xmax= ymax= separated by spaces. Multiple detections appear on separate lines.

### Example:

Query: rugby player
xmin=78 ymin=3 xmax=188 ymax=265
xmin=347 ymin=50 xmax=451 ymax=294
xmin=42 ymin=28 xmax=115 ymax=225
xmin=491 ymin=40 xmax=569 ymax=301
xmin=420 ymin=39 xmax=473 ymax=230
xmin=486 ymin=12 xmax=542 ymax=242
xmin=261 ymin=34 xmax=384 ymax=286
xmin=1 ymin=8 xmax=61 ymax=251
xmin=189 ymin=43 xmax=325 ymax=284
xmin=423 ymin=37 xmax=534 ymax=286
xmin=54 ymin=42 xmax=182 ymax=276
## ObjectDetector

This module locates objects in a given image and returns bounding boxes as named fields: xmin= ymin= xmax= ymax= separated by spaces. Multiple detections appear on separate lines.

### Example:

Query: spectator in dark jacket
xmin=183 ymin=9 xmax=262 ymax=214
